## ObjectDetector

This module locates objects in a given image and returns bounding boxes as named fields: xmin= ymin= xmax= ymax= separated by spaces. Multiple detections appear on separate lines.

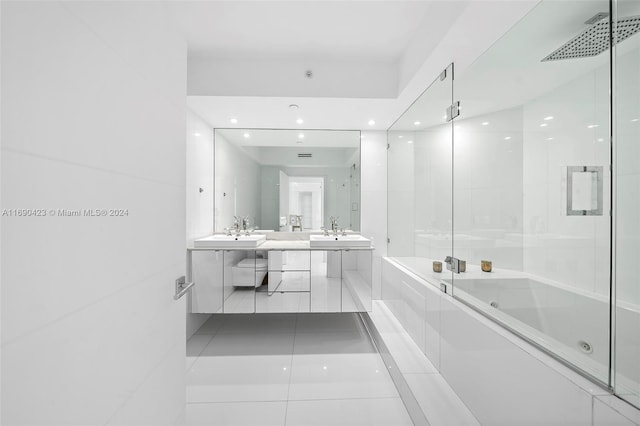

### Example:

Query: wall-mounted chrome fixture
xmin=542 ymin=13 xmax=640 ymax=62
xmin=566 ymin=166 xmax=603 ymax=216
xmin=174 ymin=276 xmax=195 ymax=300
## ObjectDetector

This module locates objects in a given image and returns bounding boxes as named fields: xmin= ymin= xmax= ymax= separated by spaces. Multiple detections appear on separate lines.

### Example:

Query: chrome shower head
xmin=542 ymin=13 xmax=640 ymax=62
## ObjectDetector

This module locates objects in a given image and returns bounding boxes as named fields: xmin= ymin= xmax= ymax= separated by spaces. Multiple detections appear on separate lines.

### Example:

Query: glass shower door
xmin=451 ymin=0 xmax=612 ymax=386
xmin=387 ymin=64 xmax=454 ymax=288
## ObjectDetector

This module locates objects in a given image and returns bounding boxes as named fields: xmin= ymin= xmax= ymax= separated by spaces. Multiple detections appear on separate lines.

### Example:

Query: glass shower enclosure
xmin=387 ymin=0 xmax=640 ymax=409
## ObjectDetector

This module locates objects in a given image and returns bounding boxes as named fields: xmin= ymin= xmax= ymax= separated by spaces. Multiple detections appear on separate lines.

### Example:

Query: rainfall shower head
xmin=542 ymin=13 xmax=640 ymax=62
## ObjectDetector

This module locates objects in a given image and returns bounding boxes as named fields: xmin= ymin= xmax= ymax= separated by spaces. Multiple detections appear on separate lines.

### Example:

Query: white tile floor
xmin=186 ymin=313 xmax=413 ymax=426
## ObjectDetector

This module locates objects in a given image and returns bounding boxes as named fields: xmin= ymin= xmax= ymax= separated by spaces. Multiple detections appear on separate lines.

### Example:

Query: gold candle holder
xmin=481 ymin=260 xmax=492 ymax=272
xmin=433 ymin=261 xmax=442 ymax=273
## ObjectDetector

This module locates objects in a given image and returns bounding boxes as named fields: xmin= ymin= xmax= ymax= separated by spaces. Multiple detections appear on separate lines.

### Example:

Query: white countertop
xmin=188 ymin=239 xmax=374 ymax=251
xmin=259 ymin=240 xmax=310 ymax=250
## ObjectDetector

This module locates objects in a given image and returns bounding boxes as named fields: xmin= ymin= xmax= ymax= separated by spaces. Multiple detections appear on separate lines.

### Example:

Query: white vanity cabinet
xmin=189 ymin=250 xmax=224 ymax=314
xmin=310 ymin=250 xmax=342 ymax=312
xmin=257 ymin=250 xmax=311 ymax=313
xmin=188 ymin=246 xmax=372 ymax=314
xmin=341 ymin=250 xmax=373 ymax=312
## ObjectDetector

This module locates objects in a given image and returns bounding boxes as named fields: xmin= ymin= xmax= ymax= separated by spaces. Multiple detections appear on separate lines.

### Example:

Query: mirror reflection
xmin=214 ymin=129 xmax=361 ymax=232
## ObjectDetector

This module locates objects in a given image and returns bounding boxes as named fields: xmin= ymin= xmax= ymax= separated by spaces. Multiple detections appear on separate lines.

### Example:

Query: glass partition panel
xmin=387 ymin=64 xmax=454 ymax=289
xmin=614 ymin=0 xmax=640 ymax=408
xmin=452 ymin=0 xmax=612 ymax=385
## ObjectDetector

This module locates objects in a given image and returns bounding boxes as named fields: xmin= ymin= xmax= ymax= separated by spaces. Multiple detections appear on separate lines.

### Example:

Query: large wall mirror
xmin=214 ymin=129 xmax=361 ymax=232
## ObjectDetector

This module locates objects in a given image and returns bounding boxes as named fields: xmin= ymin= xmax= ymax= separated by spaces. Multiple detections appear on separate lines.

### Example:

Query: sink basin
xmin=309 ymin=234 xmax=372 ymax=248
xmin=194 ymin=234 xmax=266 ymax=249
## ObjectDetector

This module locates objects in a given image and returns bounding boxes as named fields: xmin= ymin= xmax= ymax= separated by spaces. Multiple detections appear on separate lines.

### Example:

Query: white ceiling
xmin=216 ymin=128 xmax=360 ymax=147
xmin=189 ymin=96 xmax=399 ymax=131
xmin=171 ymin=1 xmax=434 ymax=62
xmin=175 ymin=1 xmax=540 ymax=131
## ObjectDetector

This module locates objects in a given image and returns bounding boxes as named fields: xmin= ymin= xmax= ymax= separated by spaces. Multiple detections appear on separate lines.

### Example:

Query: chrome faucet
xmin=444 ymin=256 xmax=465 ymax=273
xmin=241 ymin=216 xmax=249 ymax=231
xmin=329 ymin=216 xmax=339 ymax=234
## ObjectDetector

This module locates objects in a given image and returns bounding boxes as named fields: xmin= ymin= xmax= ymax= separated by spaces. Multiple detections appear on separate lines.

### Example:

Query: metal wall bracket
xmin=446 ymin=101 xmax=460 ymax=122
xmin=174 ymin=276 xmax=195 ymax=300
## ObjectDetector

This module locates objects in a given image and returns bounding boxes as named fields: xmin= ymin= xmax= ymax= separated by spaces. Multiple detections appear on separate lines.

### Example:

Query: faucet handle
xmin=224 ymin=227 xmax=232 ymax=236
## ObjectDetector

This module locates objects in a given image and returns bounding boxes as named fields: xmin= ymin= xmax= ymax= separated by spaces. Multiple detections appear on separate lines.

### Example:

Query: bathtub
xmin=440 ymin=275 xmax=640 ymax=400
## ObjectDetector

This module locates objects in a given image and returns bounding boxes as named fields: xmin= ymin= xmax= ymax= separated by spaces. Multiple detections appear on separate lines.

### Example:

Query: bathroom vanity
xmin=188 ymin=234 xmax=373 ymax=314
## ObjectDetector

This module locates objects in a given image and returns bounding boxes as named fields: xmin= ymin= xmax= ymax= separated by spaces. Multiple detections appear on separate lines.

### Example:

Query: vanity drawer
xmin=267 ymin=271 xmax=310 ymax=292
xmin=268 ymin=250 xmax=311 ymax=271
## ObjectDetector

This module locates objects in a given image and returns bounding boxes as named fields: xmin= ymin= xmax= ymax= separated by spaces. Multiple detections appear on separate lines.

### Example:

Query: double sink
xmin=194 ymin=233 xmax=372 ymax=249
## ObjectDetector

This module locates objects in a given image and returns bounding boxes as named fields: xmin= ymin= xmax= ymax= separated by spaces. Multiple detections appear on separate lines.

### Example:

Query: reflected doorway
xmin=279 ymin=174 xmax=324 ymax=231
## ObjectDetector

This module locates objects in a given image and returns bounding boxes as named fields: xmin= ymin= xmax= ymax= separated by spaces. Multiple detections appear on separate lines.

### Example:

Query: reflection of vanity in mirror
xmin=214 ymin=128 xmax=361 ymax=233
xmin=188 ymin=128 xmax=373 ymax=315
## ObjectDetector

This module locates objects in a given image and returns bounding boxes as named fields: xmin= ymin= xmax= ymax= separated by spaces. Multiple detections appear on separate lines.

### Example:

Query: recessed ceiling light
xmin=632 ymin=118 xmax=639 ymax=122
xmin=414 ymin=121 xmax=421 ymax=126
xmin=504 ymin=136 xmax=512 ymax=140
xmin=368 ymin=119 xmax=376 ymax=126
xmin=587 ymin=124 xmax=600 ymax=129
xmin=597 ymin=138 xmax=604 ymax=142
xmin=546 ymin=137 xmax=554 ymax=141
xmin=230 ymin=118 xmax=238 ymax=124
xmin=407 ymin=140 xmax=413 ymax=144
xmin=289 ymin=104 xmax=299 ymax=109
xmin=398 ymin=135 xmax=404 ymax=139
xmin=481 ymin=122 xmax=489 ymax=126
xmin=243 ymin=132 xmax=250 ymax=138
xmin=442 ymin=115 xmax=447 ymax=120
xmin=544 ymin=116 xmax=554 ymax=121
xmin=192 ymin=132 xmax=201 ymax=137
xmin=540 ymin=123 xmax=548 ymax=127
xmin=296 ymin=118 xmax=304 ymax=125
xmin=298 ymin=133 xmax=305 ymax=139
